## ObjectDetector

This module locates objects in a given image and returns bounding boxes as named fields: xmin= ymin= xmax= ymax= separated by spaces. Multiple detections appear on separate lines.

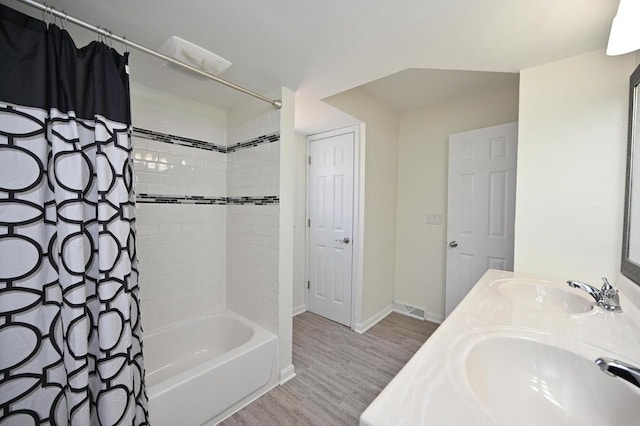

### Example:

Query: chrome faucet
xmin=596 ymin=358 xmax=640 ymax=389
xmin=566 ymin=277 xmax=622 ymax=312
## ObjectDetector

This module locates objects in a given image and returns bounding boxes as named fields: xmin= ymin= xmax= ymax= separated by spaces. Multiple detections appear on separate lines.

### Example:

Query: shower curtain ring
xmin=42 ymin=3 xmax=52 ymax=25
xmin=49 ymin=5 xmax=55 ymax=26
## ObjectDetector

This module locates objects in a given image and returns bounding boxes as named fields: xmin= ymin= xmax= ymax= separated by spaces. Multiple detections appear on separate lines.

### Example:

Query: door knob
xmin=336 ymin=237 xmax=350 ymax=244
xmin=449 ymin=240 xmax=458 ymax=247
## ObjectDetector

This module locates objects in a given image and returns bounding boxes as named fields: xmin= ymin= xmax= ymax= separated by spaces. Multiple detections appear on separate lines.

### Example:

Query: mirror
xmin=622 ymin=63 xmax=640 ymax=285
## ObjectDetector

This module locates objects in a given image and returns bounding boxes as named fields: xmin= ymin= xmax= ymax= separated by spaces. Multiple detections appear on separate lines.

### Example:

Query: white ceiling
xmin=9 ymin=0 xmax=618 ymax=128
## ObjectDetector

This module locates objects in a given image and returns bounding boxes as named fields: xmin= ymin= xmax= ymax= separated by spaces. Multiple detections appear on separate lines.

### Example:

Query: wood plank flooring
xmin=219 ymin=311 xmax=439 ymax=426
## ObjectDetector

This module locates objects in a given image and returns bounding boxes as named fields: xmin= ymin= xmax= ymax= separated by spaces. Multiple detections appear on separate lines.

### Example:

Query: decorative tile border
xmin=136 ymin=194 xmax=279 ymax=205
xmin=226 ymin=133 xmax=280 ymax=153
xmin=132 ymin=127 xmax=226 ymax=153
xmin=132 ymin=128 xmax=280 ymax=205
xmin=227 ymin=196 xmax=279 ymax=205
xmin=136 ymin=194 xmax=227 ymax=204
xmin=132 ymin=127 xmax=279 ymax=154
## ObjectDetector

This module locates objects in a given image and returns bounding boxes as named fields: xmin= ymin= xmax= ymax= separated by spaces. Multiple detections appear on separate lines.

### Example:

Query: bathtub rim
xmin=143 ymin=309 xmax=278 ymax=400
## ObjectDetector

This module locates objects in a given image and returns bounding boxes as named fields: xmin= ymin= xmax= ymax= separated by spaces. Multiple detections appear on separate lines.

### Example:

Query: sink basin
xmin=494 ymin=280 xmax=593 ymax=313
xmin=465 ymin=337 xmax=640 ymax=425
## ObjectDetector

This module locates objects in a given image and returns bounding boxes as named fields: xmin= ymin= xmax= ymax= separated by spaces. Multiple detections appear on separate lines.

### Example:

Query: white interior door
xmin=445 ymin=122 xmax=518 ymax=317
xmin=307 ymin=130 xmax=354 ymax=326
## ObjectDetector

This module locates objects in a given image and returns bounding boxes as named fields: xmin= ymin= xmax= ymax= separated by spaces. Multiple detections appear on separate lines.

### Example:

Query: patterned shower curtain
xmin=0 ymin=5 xmax=148 ymax=425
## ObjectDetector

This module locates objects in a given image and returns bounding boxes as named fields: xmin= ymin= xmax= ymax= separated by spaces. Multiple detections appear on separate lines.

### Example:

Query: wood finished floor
xmin=220 ymin=312 xmax=439 ymax=426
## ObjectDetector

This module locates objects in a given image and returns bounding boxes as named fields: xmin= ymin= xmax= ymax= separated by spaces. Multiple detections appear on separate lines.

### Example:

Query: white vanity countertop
xmin=359 ymin=269 xmax=640 ymax=426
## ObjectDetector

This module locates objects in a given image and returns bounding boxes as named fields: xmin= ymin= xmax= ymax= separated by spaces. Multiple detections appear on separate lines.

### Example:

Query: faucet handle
xmin=600 ymin=277 xmax=622 ymax=312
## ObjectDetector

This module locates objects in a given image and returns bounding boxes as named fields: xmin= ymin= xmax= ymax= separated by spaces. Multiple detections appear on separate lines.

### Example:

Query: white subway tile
xmin=134 ymin=98 xmax=283 ymax=333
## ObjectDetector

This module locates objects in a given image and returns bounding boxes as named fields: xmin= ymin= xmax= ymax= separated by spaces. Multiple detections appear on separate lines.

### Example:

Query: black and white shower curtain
xmin=0 ymin=4 xmax=148 ymax=425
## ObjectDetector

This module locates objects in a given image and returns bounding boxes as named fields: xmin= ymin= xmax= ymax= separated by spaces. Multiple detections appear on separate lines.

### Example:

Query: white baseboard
xmin=424 ymin=310 xmax=444 ymax=324
xmin=354 ymin=303 xmax=393 ymax=334
xmin=279 ymin=364 xmax=296 ymax=385
xmin=292 ymin=304 xmax=306 ymax=317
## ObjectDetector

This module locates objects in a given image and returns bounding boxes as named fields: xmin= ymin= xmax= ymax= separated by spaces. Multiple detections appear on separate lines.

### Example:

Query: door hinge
xmin=308 ymin=156 xmax=311 ymax=165
xmin=308 ymin=218 xmax=310 ymax=227
xmin=307 ymin=281 xmax=310 ymax=289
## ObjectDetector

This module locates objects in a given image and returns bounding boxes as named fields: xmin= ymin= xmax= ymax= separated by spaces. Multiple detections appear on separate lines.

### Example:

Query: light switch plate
xmin=425 ymin=213 xmax=442 ymax=225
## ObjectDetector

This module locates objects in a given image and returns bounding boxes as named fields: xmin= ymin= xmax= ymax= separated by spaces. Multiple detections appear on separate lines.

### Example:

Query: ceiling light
xmin=607 ymin=0 xmax=640 ymax=56
xmin=158 ymin=36 xmax=231 ymax=78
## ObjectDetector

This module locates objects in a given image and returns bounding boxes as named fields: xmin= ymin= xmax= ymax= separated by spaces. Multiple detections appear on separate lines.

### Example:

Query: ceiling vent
xmin=158 ymin=36 xmax=231 ymax=79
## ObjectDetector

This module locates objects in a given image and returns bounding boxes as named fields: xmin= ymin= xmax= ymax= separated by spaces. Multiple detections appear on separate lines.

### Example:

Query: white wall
xmin=324 ymin=88 xmax=399 ymax=325
xmin=131 ymin=82 xmax=227 ymax=145
xmin=278 ymin=87 xmax=296 ymax=381
xmin=292 ymin=132 xmax=307 ymax=314
xmin=131 ymin=83 xmax=228 ymax=332
xmin=394 ymin=86 xmax=519 ymax=321
xmin=515 ymin=49 xmax=637 ymax=282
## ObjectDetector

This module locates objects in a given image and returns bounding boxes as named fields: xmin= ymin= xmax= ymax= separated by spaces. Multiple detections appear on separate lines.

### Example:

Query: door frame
xmin=305 ymin=125 xmax=361 ymax=329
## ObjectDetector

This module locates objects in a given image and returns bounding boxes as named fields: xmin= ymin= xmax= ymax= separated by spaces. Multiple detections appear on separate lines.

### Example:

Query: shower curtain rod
xmin=14 ymin=0 xmax=283 ymax=109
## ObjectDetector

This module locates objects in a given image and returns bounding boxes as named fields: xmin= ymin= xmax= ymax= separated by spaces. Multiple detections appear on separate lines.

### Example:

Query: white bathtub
xmin=145 ymin=311 xmax=279 ymax=425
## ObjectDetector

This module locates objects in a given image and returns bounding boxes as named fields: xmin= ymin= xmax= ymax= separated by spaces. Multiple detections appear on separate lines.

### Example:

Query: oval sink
xmin=465 ymin=337 xmax=640 ymax=425
xmin=495 ymin=280 xmax=593 ymax=313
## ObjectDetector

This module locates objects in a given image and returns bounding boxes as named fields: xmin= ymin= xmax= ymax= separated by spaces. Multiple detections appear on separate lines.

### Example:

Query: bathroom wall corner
xmin=278 ymin=87 xmax=296 ymax=375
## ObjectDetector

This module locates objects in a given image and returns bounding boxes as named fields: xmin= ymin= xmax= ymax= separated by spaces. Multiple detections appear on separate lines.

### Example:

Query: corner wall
xmin=324 ymin=88 xmax=399 ymax=326
xmin=292 ymin=132 xmax=307 ymax=314
xmin=277 ymin=87 xmax=296 ymax=381
xmin=515 ymin=49 xmax=636 ymax=282
xmin=393 ymin=86 xmax=519 ymax=321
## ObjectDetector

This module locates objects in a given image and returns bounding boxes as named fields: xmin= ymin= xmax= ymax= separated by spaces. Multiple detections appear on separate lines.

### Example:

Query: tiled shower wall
xmin=133 ymin=143 xmax=228 ymax=331
xmin=132 ymin=83 xmax=281 ymax=334
xmin=132 ymin=84 xmax=228 ymax=332
xmin=227 ymin=110 xmax=281 ymax=334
